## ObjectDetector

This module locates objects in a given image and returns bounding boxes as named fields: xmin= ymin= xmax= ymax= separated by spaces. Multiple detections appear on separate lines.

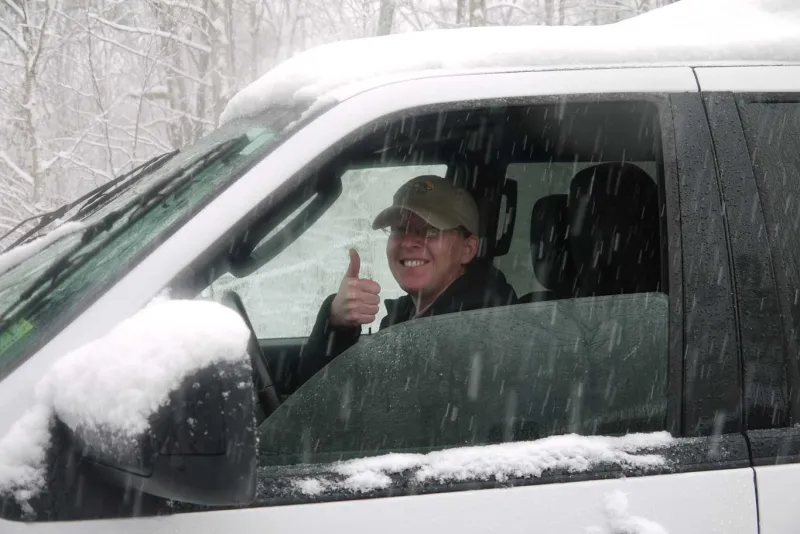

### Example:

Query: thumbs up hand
xmin=330 ymin=249 xmax=382 ymax=328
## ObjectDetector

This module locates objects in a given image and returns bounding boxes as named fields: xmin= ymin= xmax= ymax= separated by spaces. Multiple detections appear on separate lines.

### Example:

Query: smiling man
xmin=296 ymin=176 xmax=517 ymax=389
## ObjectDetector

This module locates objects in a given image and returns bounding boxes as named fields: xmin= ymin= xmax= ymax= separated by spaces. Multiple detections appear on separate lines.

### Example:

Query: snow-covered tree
xmin=0 ymin=0 xmax=677 ymax=243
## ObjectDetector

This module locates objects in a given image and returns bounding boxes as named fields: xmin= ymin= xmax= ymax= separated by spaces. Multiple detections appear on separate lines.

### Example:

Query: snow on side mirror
xmin=0 ymin=299 xmax=257 ymax=519
xmin=50 ymin=298 xmax=258 ymax=507
xmin=61 ymin=359 xmax=256 ymax=507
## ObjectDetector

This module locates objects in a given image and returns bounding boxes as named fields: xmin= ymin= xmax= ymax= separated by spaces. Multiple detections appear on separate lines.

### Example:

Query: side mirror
xmin=16 ymin=299 xmax=263 ymax=519
xmin=62 ymin=359 xmax=256 ymax=507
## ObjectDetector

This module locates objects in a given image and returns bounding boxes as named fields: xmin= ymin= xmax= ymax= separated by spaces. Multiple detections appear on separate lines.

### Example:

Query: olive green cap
xmin=372 ymin=175 xmax=479 ymax=235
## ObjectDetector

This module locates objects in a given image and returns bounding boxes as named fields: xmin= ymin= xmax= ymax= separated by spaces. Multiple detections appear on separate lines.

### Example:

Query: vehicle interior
xmin=173 ymin=99 xmax=671 ymax=448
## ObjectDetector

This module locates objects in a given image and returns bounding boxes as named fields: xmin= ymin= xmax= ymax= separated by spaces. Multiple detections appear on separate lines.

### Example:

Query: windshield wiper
xmin=0 ymin=150 xmax=178 ymax=252
xmin=75 ymin=150 xmax=180 ymax=219
xmin=0 ymin=135 xmax=249 ymax=327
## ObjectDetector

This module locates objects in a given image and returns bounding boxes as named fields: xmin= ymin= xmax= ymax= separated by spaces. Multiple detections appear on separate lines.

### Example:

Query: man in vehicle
xmin=296 ymin=175 xmax=517 ymax=387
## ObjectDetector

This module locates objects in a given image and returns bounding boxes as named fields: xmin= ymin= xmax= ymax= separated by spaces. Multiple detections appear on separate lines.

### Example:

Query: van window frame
xmin=165 ymin=92 xmax=750 ymax=511
xmin=173 ymin=92 xmax=685 ymax=422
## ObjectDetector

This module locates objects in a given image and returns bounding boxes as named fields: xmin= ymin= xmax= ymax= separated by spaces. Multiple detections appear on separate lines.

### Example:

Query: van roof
xmin=221 ymin=0 xmax=800 ymax=124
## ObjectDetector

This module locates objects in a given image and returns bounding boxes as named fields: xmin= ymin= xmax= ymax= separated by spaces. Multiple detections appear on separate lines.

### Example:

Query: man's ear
xmin=461 ymin=234 xmax=479 ymax=264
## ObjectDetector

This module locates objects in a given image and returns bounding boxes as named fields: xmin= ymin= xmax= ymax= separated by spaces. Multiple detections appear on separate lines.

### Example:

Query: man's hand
xmin=330 ymin=249 xmax=381 ymax=328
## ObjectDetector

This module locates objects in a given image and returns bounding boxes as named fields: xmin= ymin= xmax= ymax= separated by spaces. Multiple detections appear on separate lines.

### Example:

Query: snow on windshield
xmin=0 ymin=299 xmax=250 ymax=509
xmin=293 ymin=431 xmax=675 ymax=495
xmin=587 ymin=490 xmax=669 ymax=534
xmin=221 ymin=0 xmax=800 ymax=125
xmin=0 ymin=221 xmax=85 ymax=277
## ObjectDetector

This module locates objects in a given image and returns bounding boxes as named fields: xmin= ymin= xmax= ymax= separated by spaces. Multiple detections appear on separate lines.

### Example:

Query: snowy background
xmin=207 ymin=165 xmax=446 ymax=336
xmin=0 ymin=0 xmax=678 ymax=246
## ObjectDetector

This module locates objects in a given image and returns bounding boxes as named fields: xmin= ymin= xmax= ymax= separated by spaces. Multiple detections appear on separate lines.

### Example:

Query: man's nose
xmin=398 ymin=232 xmax=425 ymax=248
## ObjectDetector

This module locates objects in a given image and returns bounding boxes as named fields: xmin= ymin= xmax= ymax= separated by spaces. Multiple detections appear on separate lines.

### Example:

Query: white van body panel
xmin=5 ymin=469 xmax=757 ymax=534
xmin=754 ymin=464 xmax=800 ymax=534
xmin=695 ymin=65 xmax=800 ymax=92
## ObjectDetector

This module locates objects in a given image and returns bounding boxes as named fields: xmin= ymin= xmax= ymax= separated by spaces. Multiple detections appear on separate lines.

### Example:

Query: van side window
xmin=210 ymin=100 xmax=677 ymax=502
xmin=208 ymin=165 xmax=447 ymax=338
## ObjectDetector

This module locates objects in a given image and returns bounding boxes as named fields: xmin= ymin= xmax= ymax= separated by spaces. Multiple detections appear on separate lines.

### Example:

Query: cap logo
xmin=407 ymin=180 xmax=434 ymax=195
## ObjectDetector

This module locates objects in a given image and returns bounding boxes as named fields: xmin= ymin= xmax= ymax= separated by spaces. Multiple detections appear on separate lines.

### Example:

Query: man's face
xmin=386 ymin=212 xmax=478 ymax=299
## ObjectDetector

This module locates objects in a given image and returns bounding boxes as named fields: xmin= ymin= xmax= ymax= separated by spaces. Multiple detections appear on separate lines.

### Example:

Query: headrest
xmin=529 ymin=194 xmax=576 ymax=296
xmin=568 ymin=163 xmax=661 ymax=296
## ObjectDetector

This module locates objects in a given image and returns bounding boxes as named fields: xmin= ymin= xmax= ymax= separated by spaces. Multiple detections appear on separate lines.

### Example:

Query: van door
xmin=178 ymin=69 xmax=754 ymax=534
xmin=697 ymin=65 xmax=800 ymax=534
xmin=2 ymin=68 xmax=757 ymax=533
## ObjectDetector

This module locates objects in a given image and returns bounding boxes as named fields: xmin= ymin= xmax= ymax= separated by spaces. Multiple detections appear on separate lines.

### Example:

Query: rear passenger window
xmin=738 ymin=97 xmax=800 ymax=422
xmin=498 ymin=160 xmax=661 ymax=298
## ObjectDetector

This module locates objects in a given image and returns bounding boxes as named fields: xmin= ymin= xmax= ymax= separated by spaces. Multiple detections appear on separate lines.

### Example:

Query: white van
xmin=1 ymin=1 xmax=800 ymax=532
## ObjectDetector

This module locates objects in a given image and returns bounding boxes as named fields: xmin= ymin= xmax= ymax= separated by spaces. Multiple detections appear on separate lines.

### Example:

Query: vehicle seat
xmin=518 ymin=194 xmax=578 ymax=303
xmin=568 ymin=162 xmax=661 ymax=297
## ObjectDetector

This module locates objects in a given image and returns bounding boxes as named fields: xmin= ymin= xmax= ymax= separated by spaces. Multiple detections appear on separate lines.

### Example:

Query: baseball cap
xmin=371 ymin=175 xmax=480 ymax=235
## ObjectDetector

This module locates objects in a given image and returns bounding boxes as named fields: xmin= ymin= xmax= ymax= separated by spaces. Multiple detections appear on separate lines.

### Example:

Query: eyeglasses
xmin=383 ymin=225 xmax=443 ymax=239
xmin=383 ymin=225 xmax=471 ymax=239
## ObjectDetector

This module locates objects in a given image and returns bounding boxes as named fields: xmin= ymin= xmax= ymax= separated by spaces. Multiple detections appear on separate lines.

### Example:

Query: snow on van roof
xmin=221 ymin=0 xmax=800 ymax=125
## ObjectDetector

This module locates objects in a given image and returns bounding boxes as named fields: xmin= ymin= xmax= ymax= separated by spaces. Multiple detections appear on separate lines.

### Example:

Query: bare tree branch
xmin=0 ymin=151 xmax=34 ymax=186
xmin=88 ymin=13 xmax=213 ymax=54
xmin=0 ymin=19 xmax=28 ymax=55
xmin=147 ymin=0 xmax=216 ymax=24
xmin=0 ymin=57 xmax=24 ymax=68
xmin=85 ymin=30 xmax=211 ymax=86
xmin=0 ymin=0 xmax=25 ymax=20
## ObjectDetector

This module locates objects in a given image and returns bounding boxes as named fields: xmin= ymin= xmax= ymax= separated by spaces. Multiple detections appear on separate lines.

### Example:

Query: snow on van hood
xmin=0 ymin=299 xmax=250 ymax=510
xmin=220 ymin=0 xmax=800 ymax=125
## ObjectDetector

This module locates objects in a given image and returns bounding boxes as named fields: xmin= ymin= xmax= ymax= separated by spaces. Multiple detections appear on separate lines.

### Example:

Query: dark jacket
xmin=294 ymin=263 xmax=517 ymax=390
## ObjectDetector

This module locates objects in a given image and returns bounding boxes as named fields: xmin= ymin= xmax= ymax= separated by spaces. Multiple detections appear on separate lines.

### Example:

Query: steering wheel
xmin=219 ymin=291 xmax=281 ymax=424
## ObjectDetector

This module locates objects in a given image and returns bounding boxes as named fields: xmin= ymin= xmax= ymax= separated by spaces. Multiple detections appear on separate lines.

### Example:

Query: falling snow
xmin=0 ymin=0 xmax=796 ymax=526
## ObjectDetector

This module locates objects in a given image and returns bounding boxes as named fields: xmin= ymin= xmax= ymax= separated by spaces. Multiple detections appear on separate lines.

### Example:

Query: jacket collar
xmin=383 ymin=263 xmax=516 ymax=324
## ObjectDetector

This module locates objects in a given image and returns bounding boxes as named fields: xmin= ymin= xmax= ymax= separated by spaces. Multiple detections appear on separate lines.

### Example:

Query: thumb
xmin=345 ymin=248 xmax=360 ymax=279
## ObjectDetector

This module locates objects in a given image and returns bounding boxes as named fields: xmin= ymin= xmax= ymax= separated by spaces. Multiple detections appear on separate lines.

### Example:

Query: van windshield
xmin=0 ymin=109 xmax=299 ymax=381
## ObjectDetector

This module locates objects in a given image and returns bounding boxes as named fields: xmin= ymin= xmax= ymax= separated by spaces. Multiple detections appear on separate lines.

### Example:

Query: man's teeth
xmin=403 ymin=260 xmax=426 ymax=267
